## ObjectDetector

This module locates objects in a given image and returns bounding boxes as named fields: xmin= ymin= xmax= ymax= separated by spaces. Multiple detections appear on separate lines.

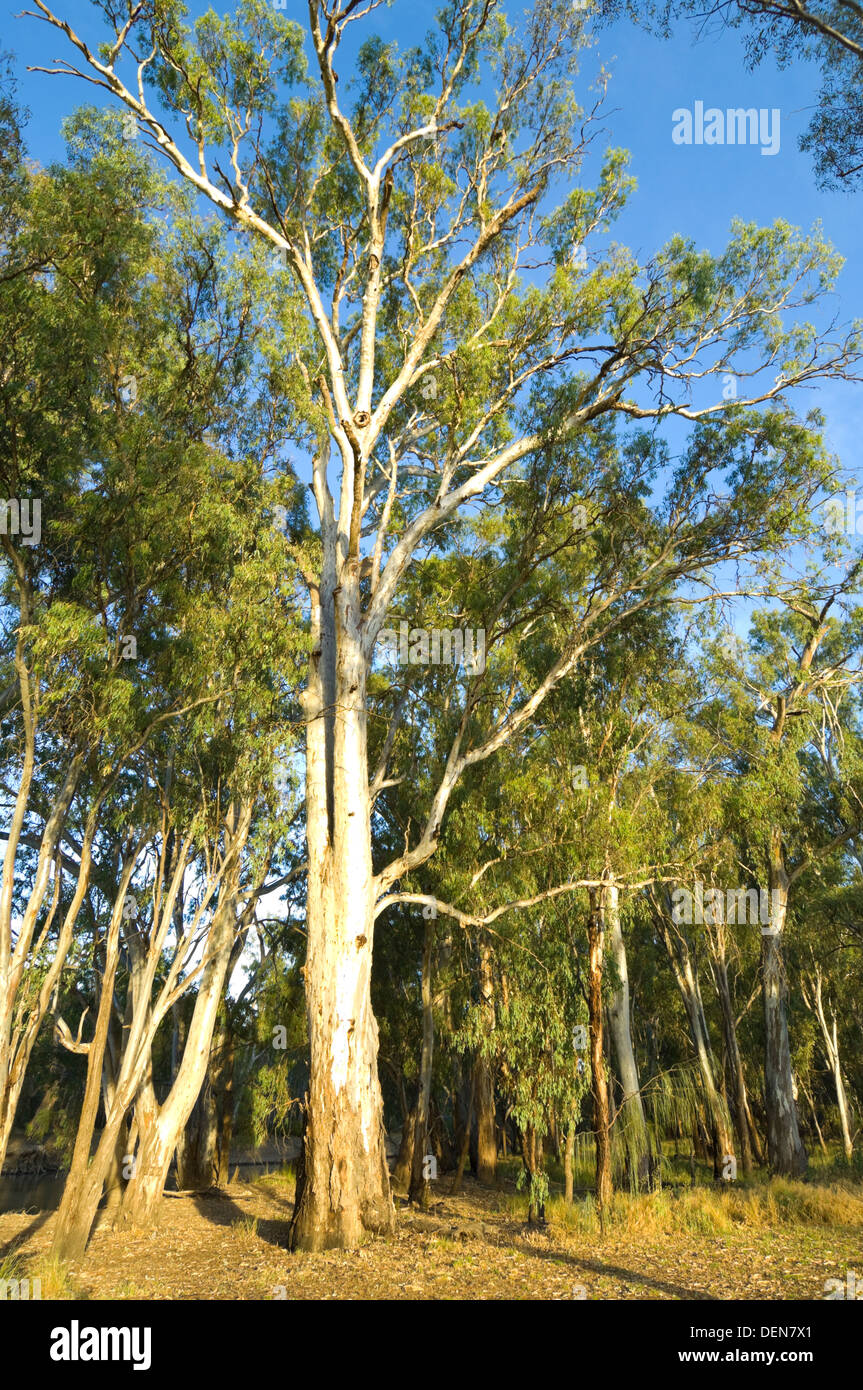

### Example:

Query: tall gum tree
xmin=25 ymin=0 xmax=861 ymax=1248
xmin=683 ymin=574 xmax=863 ymax=1176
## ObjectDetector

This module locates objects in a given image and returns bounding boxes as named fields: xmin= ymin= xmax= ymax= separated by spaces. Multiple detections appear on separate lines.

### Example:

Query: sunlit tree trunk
xmin=762 ymin=839 xmax=807 ymax=1177
xmin=289 ymin=564 xmax=393 ymax=1250
xmin=709 ymin=925 xmax=756 ymax=1175
xmin=117 ymin=883 xmax=248 ymax=1228
xmin=564 ymin=1119 xmax=575 ymax=1203
xmin=408 ymin=918 xmax=435 ymax=1207
xmin=474 ymin=936 xmax=497 ymax=1186
xmin=805 ymin=967 xmax=852 ymax=1163
xmin=605 ymin=880 xmax=650 ymax=1186
xmin=655 ymin=898 xmax=734 ymax=1180
xmin=587 ymin=886 xmax=612 ymax=1219
xmin=51 ymin=854 xmax=137 ymax=1263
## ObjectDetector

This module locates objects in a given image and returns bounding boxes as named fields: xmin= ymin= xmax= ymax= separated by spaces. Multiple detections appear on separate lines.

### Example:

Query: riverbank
xmin=1 ymin=1168 xmax=860 ymax=1300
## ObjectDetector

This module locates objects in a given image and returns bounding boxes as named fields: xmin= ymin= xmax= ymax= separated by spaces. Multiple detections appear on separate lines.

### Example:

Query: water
xmin=0 ymin=1173 xmax=66 ymax=1213
xmin=0 ymin=1159 xmax=300 ymax=1214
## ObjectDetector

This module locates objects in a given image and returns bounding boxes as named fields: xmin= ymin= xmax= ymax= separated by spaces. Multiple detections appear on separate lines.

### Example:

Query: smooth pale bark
xmin=587 ymin=886 xmax=612 ymax=1219
xmin=605 ymin=880 xmax=650 ymax=1186
xmin=176 ymin=1003 xmax=236 ymax=1191
xmin=116 ymin=889 xmax=246 ymax=1228
xmin=176 ymin=1077 xmax=219 ymax=1191
xmin=101 ymin=1006 xmax=131 ymax=1217
xmin=408 ymin=918 xmax=435 ymax=1206
xmin=289 ymin=563 xmax=393 ymax=1251
xmin=51 ymin=854 xmax=138 ymax=1262
xmin=709 ymin=929 xmax=757 ymax=1175
xmin=474 ymin=936 xmax=497 ymax=1185
xmin=52 ymin=822 xmax=239 ymax=1257
xmin=0 ymin=752 xmax=90 ymax=1175
xmin=805 ymin=968 xmax=853 ymax=1163
xmin=762 ymin=842 xmax=807 ymax=1177
xmin=655 ymin=898 xmax=734 ymax=1180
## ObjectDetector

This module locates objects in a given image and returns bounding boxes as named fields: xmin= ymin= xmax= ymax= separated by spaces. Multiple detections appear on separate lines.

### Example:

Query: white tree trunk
xmin=289 ymin=567 xmax=393 ymax=1250
xmin=762 ymin=845 xmax=807 ymax=1177
xmin=605 ymin=880 xmax=650 ymax=1184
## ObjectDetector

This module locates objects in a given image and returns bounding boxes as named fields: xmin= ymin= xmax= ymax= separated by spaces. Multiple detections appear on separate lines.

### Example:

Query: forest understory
xmin=2 ymin=1156 xmax=860 ymax=1302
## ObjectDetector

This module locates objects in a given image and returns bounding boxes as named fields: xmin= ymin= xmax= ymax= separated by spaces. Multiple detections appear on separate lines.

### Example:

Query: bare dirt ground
xmin=2 ymin=1171 xmax=860 ymax=1300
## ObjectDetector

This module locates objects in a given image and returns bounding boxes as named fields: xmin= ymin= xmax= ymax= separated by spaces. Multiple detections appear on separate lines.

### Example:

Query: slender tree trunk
xmin=656 ymin=900 xmax=734 ymax=1179
xmin=474 ymin=935 xmax=497 ymax=1185
xmin=710 ymin=930 xmax=754 ymax=1176
xmin=117 ymin=893 xmax=244 ymax=1228
xmin=605 ymin=879 xmax=649 ymax=1185
xmin=408 ymin=919 xmax=435 ymax=1207
xmin=393 ymin=1102 xmax=415 ymax=1193
xmin=51 ymin=860 xmax=135 ymax=1262
xmin=101 ymin=1011 xmax=129 ymax=1216
xmin=799 ymin=1074 xmax=828 ymax=1155
xmin=213 ymin=1017 xmax=236 ymax=1187
xmin=408 ymin=917 xmax=436 ymax=1200
xmin=0 ymin=755 xmax=90 ymax=1176
xmin=806 ymin=969 xmax=853 ymax=1162
xmin=449 ymin=1071 xmax=476 ymax=1196
xmin=761 ymin=841 xmax=807 ymax=1178
xmin=588 ymin=886 xmax=612 ymax=1219
xmin=289 ymin=567 xmax=393 ymax=1250
xmin=521 ymin=1124 xmax=546 ymax=1224
xmin=564 ymin=1119 xmax=575 ymax=1203
xmin=176 ymin=1079 xmax=218 ymax=1191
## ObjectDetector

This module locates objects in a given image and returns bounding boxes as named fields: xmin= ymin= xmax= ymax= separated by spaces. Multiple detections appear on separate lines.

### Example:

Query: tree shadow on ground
xmin=0 ymin=1205 xmax=52 ymax=1255
xmin=510 ymin=1236 xmax=716 ymax=1299
xmin=189 ymin=1188 xmax=292 ymax=1249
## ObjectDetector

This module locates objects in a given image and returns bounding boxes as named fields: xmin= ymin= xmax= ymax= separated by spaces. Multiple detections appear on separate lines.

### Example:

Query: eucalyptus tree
xmin=0 ymin=125 xmax=204 ymax=1174
xmin=0 ymin=102 xmax=308 ymax=1206
xmin=699 ymin=578 xmax=863 ymax=1175
xmin=49 ymin=426 xmax=305 ymax=1257
xmin=25 ymin=0 xmax=862 ymax=1248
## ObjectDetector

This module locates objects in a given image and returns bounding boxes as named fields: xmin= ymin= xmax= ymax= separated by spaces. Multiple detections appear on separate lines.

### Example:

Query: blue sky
xmin=4 ymin=1 xmax=861 ymax=475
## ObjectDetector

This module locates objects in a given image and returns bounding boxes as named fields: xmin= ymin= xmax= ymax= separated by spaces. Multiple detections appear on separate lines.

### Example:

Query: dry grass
xmin=230 ymin=1215 xmax=260 ymax=1241
xmin=26 ymin=1252 xmax=79 ymax=1299
xmin=497 ymin=1176 xmax=863 ymax=1239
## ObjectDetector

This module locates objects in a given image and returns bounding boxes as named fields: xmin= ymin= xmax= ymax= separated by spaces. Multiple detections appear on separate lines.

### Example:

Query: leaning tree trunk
xmin=762 ymin=839 xmax=807 ymax=1177
xmin=588 ymin=886 xmax=612 ymax=1220
xmin=806 ymin=968 xmax=853 ymax=1163
xmin=605 ymin=879 xmax=650 ymax=1186
xmin=51 ymin=853 xmax=141 ymax=1262
xmin=116 ymin=893 xmax=243 ymax=1229
xmin=656 ymin=899 xmax=734 ymax=1180
xmin=289 ymin=564 xmax=393 ymax=1251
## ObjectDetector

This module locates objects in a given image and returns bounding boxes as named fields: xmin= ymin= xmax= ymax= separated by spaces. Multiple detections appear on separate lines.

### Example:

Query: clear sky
xmin=4 ymin=2 xmax=861 ymax=471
